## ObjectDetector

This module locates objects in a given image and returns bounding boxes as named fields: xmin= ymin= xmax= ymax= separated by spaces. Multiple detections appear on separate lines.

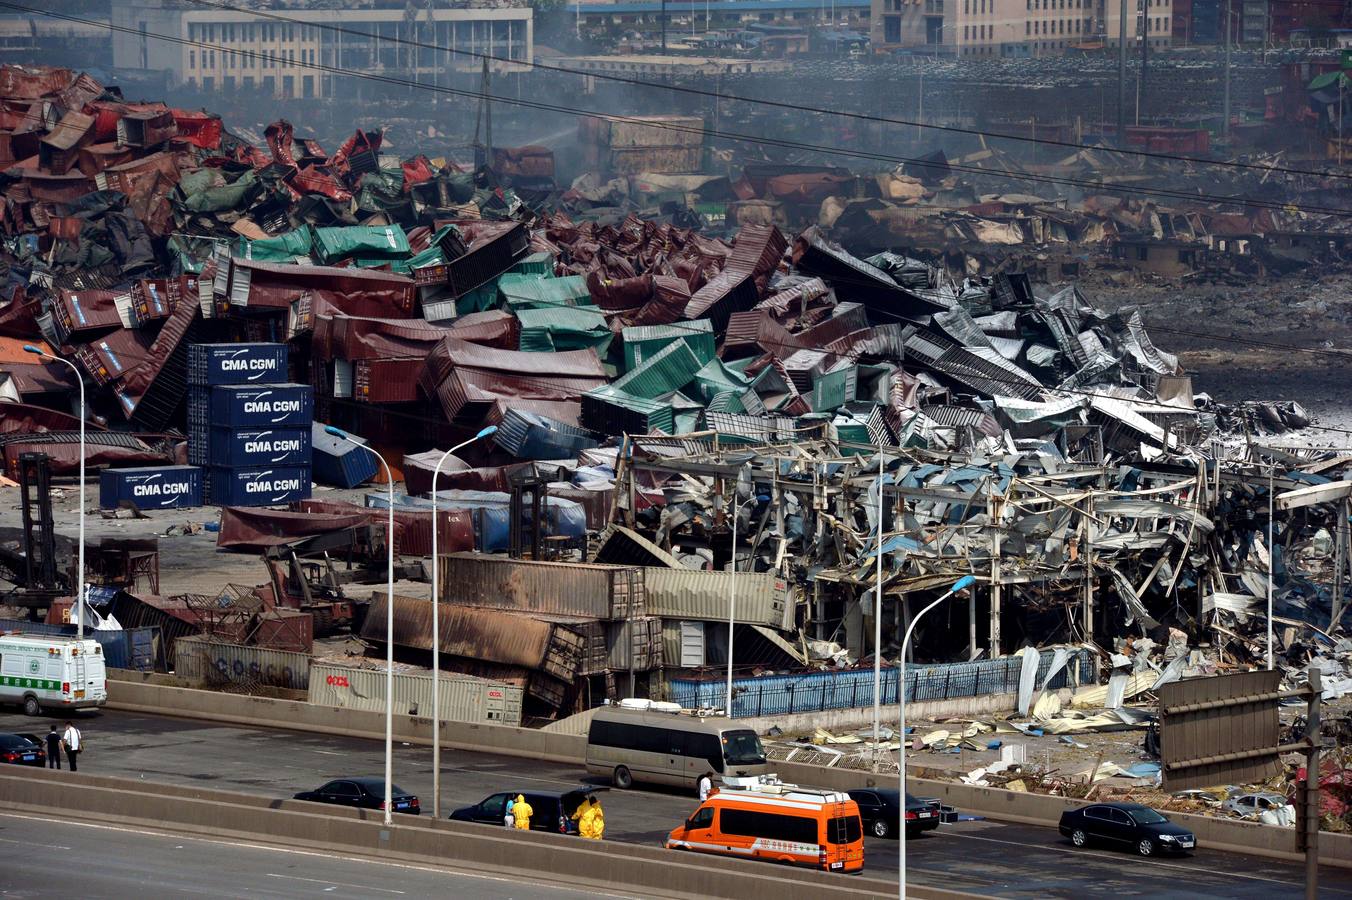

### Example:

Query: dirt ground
xmin=1088 ymin=273 xmax=1352 ymax=448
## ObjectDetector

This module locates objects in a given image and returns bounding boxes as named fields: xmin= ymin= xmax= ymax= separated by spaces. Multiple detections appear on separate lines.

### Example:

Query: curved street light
xmin=324 ymin=426 xmax=397 ymax=826
xmin=24 ymin=345 xmax=86 ymax=641
xmin=898 ymin=573 xmax=975 ymax=899
xmin=726 ymin=493 xmax=758 ymax=716
xmin=428 ymin=424 xmax=497 ymax=818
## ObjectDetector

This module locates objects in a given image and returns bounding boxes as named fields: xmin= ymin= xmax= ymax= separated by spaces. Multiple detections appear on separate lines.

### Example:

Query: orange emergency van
xmin=665 ymin=779 xmax=865 ymax=874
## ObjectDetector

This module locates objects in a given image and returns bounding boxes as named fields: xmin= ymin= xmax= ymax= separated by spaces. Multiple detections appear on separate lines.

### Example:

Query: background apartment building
xmin=873 ymin=0 xmax=1171 ymax=55
xmin=111 ymin=1 xmax=533 ymax=100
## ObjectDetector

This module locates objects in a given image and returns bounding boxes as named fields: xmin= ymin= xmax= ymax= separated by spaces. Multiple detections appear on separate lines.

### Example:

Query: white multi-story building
xmin=111 ymin=1 xmax=533 ymax=99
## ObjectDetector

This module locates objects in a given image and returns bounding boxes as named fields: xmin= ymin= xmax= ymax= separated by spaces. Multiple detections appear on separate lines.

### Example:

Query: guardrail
xmin=0 ymin=769 xmax=926 ymax=900
xmin=104 ymin=671 xmax=1352 ymax=870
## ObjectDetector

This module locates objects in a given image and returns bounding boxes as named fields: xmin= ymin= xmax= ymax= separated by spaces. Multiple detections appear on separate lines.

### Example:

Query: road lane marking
xmin=266 ymin=873 xmax=405 ymax=894
xmin=936 ymin=829 xmax=1352 ymax=894
xmin=0 ymin=811 xmax=637 ymax=899
xmin=311 ymin=750 xmax=344 ymax=756
xmin=0 ymin=835 xmax=71 ymax=850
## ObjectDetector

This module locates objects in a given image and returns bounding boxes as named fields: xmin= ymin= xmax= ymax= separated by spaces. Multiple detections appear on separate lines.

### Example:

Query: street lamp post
xmin=872 ymin=449 xmax=886 ymax=771
xmin=898 ymin=574 xmax=975 ymax=899
xmin=324 ymin=426 xmax=396 ymax=827
xmin=725 ymin=494 xmax=757 ymax=715
xmin=428 ymin=424 xmax=497 ymax=819
xmin=25 ymin=345 xmax=85 ymax=640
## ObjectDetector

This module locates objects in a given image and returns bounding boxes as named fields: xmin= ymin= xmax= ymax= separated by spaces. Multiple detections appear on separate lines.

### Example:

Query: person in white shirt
xmin=698 ymin=772 xmax=715 ymax=801
xmin=61 ymin=721 xmax=81 ymax=772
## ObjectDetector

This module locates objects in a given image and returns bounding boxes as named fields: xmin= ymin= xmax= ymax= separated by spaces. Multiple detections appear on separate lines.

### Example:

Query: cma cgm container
xmin=188 ymin=342 xmax=289 ymax=385
xmin=190 ymin=426 xmax=311 ymax=466
xmin=100 ymin=465 xmax=203 ymax=510
xmin=208 ymin=465 xmax=311 ymax=506
xmin=188 ymin=383 xmax=313 ymax=427
xmin=308 ymin=662 xmax=523 ymax=727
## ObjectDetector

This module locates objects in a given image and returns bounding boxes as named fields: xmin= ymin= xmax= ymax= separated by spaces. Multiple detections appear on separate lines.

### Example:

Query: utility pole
xmin=1139 ymin=0 xmax=1148 ymax=125
xmin=661 ymin=0 xmax=668 ymax=52
xmin=1117 ymin=0 xmax=1128 ymax=146
xmin=1223 ymin=0 xmax=1232 ymax=138
xmin=1302 ymin=667 xmax=1322 ymax=900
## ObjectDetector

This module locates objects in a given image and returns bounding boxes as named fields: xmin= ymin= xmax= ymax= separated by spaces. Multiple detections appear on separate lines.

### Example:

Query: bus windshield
xmin=721 ymin=730 xmax=767 ymax=765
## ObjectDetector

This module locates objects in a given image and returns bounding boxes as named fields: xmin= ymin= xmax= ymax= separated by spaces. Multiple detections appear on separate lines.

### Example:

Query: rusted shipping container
xmin=491 ymin=145 xmax=555 ymax=179
xmin=643 ymin=567 xmax=793 ymax=630
xmin=437 ymin=553 xmax=645 ymax=620
xmin=354 ymin=357 xmax=423 ymax=403
xmin=362 ymin=593 xmax=583 ymax=682
xmin=606 ymin=616 xmax=663 ymax=671
xmin=291 ymin=499 xmax=474 ymax=557
xmin=579 ymin=115 xmax=704 ymax=149
xmin=308 ymin=662 xmax=523 ymax=727
xmin=173 ymin=635 xmax=309 ymax=690
xmin=582 ymin=145 xmax=703 ymax=176
xmin=253 ymin=609 xmax=314 ymax=653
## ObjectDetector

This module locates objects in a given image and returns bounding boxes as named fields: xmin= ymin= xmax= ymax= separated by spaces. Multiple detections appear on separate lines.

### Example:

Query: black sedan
xmin=293 ymin=777 xmax=420 ymax=815
xmin=0 ymin=732 xmax=45 ymax=767
xmin=450 ymin=789 xmax=599 ymax=835
xmin=848 ymin=789 xmax=941 ymax=839
xmin=1059 ymin=803 xmax=1195 ymax=856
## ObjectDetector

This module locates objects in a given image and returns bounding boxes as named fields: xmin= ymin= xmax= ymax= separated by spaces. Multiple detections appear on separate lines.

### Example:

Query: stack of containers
xmin=187 ymin=343 xmax=315 ymax=507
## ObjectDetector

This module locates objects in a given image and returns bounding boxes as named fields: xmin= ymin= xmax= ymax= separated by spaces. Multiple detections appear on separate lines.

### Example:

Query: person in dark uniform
xmin=44 ymin=725 xmax=60 ymax=769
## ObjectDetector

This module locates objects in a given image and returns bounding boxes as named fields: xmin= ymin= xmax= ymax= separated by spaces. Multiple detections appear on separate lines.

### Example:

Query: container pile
xmin=187 ymin=343 xmax=313 ymax=507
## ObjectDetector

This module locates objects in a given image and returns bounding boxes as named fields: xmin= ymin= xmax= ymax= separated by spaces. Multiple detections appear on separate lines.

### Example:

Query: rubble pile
xmin=3 ymin=64 xmax=1352 ymax=760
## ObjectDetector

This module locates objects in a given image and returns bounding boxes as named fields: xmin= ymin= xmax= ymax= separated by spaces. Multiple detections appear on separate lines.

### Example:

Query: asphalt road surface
xmin=2 ymin=708 xmax=1350 ymax=897
xmin=0 ymin=811 xmax=609 ymax=899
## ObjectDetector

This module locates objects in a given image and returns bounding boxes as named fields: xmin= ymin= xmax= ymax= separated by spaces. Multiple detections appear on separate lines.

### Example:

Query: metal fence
xmin=669 ymin=647 xmax=1095 ymax=719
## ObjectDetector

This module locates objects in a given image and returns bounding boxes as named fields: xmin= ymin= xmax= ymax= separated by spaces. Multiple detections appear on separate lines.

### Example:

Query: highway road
xmin=2 ymin=708 xmax=1349 ymax=898
xmin=0 ymin=810 xmax=610 ymax=899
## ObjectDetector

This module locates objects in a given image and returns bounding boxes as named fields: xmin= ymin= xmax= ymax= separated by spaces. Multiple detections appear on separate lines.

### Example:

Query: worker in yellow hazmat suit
xmin=510 ymin=794 xmax=533 ymax=830
xmin=580 ymin=795 xmax=605 ymax=840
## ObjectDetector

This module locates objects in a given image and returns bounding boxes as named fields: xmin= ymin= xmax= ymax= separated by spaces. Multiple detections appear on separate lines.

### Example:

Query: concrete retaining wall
xmin=107 ymin=673 xmax=586 ymax=764
xmin=105 ymin=674 xmax=1352 ymax=870
xmin=0 ymin=769 xmax=920 ymax=900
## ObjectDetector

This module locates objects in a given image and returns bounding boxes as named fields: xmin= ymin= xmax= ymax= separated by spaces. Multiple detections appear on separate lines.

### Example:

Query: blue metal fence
xmin=669 ymin=648 xmax=1095 ymax=718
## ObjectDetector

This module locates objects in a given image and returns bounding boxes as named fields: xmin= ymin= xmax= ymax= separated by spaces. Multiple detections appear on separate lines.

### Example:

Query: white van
xmin=0 ymin=634 xmax=107 ymax=716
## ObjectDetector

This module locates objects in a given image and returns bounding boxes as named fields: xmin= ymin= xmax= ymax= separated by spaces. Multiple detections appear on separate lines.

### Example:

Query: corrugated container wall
xmin=308 ymin=663 xmax=523 ymax=727
xmin=437 ymin=554 xmax=645 ymax=620
xmin=362 ymin=593 xmax=583 ymax=682
xmin=643 ymin=567 xmax=792 ymax=630
xmin=173 ymin=636 xmax=310 ymax=690
xmin=605 ymin=616 xmax=663 ymax=671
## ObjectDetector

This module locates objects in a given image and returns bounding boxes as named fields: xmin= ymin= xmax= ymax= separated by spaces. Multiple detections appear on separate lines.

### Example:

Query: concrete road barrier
xmin=105 ymin=673 xmax=1351 ymax=870
xmin=0 ymin=769 xmax=949 ymax=900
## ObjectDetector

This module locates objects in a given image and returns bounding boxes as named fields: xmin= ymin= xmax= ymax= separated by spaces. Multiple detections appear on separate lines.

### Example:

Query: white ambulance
xmin=0 ymin=634 xmax=107 ymax=716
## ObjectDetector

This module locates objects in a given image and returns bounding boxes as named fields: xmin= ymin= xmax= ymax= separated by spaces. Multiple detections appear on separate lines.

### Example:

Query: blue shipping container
xmin=209 ymin=466 xmax=312 ymax=506
xmin=310 ymin=423 xmax=378 ymax=488
xmin=188 ymin=383 xmax=314 ymax=428
xmin=191 ymin=426 xmax=312 ymax=467
xmin=0 ymin=620 xmax=159 ymax=671
xmin=188 ymin=343 xmax=289 ymax=386
xmin=100 ymin=466 xmax=203 ymax=510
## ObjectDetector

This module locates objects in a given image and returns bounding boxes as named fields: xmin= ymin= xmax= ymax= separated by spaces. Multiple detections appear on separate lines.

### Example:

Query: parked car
xmin=449 ymin=788 xmax=602 ymax=835
xmin=1059 ymin=803 xmax=1195 ymax=856
xmin=293 ymin=777 xmax=420 ymax=814
xmin=0 ymin=732 xmax=45 ymax=767
xmin=848 ymin=788 xmax=940 ymax=839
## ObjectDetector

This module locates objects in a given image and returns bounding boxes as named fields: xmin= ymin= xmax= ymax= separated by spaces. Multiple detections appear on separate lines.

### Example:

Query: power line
xmin=177 ymin=0 xmax=1352 ymax=183
xmin=15 ymin=4 xmax=1352 ymax=219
